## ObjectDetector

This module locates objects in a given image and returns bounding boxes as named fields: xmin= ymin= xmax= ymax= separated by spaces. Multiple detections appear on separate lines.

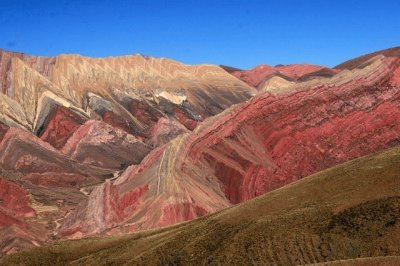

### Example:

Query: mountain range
xmin=0 ymin=47 xmax=399 ymax=265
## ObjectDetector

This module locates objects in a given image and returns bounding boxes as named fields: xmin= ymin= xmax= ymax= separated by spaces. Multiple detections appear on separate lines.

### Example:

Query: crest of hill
xmin=0 ymin=49 xmax=255 ymax=131
xmin=231 ymin=63 xmax=327 ymax=88
xmin=334 ymin=46 xmax=400 ymax=70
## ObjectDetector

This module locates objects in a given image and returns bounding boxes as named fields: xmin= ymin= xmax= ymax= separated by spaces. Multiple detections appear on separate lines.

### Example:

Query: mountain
xmin=0 ymin=49 xmax=255 ymax=256
xmin=0 ymin=49 xmax=255 ymax=135
xmin=2 ymin=145 xmax=399 ymax=265
xmin=56 ymin=49 xmax=400 ymax=237
xmin=0 ymin=47 xmax=400 ymax=259
xmin=230 ymin=63 xmax=331 ymax=88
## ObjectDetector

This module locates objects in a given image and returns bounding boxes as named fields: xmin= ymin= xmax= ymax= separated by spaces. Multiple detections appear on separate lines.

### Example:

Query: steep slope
xmin=56 ymin=51 xmax=400 ymax=238
xmin=2 ymin=145 xmax=400 ymax=265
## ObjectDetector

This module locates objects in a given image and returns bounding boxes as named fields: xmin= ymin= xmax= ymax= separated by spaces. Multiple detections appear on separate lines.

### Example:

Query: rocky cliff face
xmin=1 ymin=47 xmax=400 ymax=256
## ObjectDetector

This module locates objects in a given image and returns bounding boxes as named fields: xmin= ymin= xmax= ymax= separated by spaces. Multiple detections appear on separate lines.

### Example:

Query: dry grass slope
xmin=2 ymin=146 xmax=400 ymax=266
xmin=309 ymin=256 xmax=400 ymax=265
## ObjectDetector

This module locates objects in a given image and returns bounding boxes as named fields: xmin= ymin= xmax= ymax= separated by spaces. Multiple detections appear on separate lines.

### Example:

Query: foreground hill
xmin=314 ymin=256 xmax=400 ymax=266
xmin=2 ymin=146 xmax=400 ymax=265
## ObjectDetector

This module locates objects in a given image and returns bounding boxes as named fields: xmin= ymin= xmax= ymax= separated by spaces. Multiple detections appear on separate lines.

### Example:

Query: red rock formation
xmin=157 ymin=202 xmax=208 ymax=227
xmin=39 ymin=105 xmax=86 ymax=149
xmin=232 ymin=64 xmax=277 ymax=87
xmin=231 ymin=63 xmax=327 ymax=88
xmin=0 ymin=170 xmax=100 ymax=256
xmin=0 ymin=177 xmax=41 ymax=256
xmin=148 ymin=117 xmax=188 ymax=147
xmin=57 ymin=140 xmax=230 ymax=237
xmin=172 ymin=106 xmax=198 ymax=130
xmin=0 ymin=49 xmax=255 ymax=255
xmin=184 ymin=55 xmax=400 ymax=202
xmin=2 ymin=47 xmax=400 ymax=256
xmin=101 ymin=111 xmax=141 ymax=138
xmin=61 ymin=120 xmax=151 ymax=170
xmin=126 ymin=98 xmax=163 ymax=130
xmin=0 ymin=178 xmax=35 ymax=225
xmin=275 ymin=64 xmax=326 ymax=79
xmin=59 ymin=52 xmax=400 ymax=238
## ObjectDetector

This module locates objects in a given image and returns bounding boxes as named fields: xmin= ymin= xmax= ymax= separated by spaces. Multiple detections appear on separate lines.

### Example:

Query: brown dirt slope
xmin=309 ymin=256 xmax=400 ymax=265
xmin=2 ymin=146 xmax=400 ymax=266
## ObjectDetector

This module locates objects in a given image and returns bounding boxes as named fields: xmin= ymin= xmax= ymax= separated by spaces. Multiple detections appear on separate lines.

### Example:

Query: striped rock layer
xmin=59 ymin=49 xmax=400 ymax=238
xmin=0 ymin=49 xmax=254 ymax=256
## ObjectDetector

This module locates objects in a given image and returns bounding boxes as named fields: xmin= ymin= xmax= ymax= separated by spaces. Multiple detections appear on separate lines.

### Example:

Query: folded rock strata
xmin=0 ymin=48 xmax=255 ymax=255
xmin=58 ymin=49 xmax=400 ymax=238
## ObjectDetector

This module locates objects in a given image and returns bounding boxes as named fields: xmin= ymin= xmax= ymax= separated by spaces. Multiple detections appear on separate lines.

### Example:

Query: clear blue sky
xmin=0 ymin=0 xmax=399 ymax=69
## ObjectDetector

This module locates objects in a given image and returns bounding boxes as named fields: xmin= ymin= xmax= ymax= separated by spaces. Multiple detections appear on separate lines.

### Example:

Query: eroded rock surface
xmin=58 ymin=49 xmax=400 ymax=238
